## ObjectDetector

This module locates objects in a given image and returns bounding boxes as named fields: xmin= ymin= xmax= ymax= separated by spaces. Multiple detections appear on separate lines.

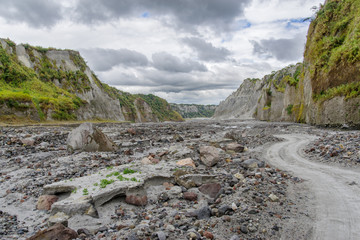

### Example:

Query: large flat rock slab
xmin=43 ymin=161 xmax=177 ymax=217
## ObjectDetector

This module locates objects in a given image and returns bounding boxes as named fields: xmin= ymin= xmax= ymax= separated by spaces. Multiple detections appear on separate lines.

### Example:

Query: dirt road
xmin=265 ymin=134 xmax=360 ymax=240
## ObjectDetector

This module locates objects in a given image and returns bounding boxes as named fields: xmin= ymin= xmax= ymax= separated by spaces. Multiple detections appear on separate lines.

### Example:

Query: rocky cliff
xmin=213 ymin=78 xmax=263 ymax=120
xmin=170 ymin=103 xmax=217 ymax=118
xmin=216 ymin=0 xmax=360 ymax=127
xmin=0 ymin=39 xmax=183 ymax=123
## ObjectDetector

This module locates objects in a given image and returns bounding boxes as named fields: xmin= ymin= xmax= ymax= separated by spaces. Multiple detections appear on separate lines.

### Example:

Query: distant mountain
xmin=0 ymin=38 xmax=183 ymax=123
xmin=170 ymin=103 xmax=217 ymax=118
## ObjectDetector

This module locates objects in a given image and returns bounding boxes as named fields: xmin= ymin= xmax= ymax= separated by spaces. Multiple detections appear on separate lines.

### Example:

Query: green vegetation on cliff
xmin=305 ymin=0 xmax=360 ymax=96
xmin=0 ymin=39 xmax=183 ymax=123
xmin=0 ymin=43 xmax=85 ymax=120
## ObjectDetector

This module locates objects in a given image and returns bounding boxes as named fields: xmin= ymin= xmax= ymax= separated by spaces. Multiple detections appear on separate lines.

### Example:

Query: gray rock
xmin=242 ymin=159 xmax=264 ymax=170
xmin=200 ymin=146 xmax=221 ymax=167
xmin=230 ymin=235 xmax=240 ymax=240
xmin=66 ymin=123 xmax=117 ymax=152
xmin=157 ymin=231 xmax=167 ymax=240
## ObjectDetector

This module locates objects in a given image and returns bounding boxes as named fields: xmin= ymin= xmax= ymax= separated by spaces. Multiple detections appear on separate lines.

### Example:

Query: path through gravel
xmin=265 ymin=134 xmax=360 ymax=240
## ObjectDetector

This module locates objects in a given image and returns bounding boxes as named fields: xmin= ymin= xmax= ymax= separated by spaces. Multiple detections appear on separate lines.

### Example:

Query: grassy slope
xmin=0 ymin=39 xmax=183 ymax=123
xmin=304 ymin=0 xmax=360 ymax=101
xmin=0 ymin=40 xmax=85 ymax=121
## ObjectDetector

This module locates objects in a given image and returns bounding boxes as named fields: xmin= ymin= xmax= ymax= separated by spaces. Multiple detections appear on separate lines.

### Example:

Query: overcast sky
xmin=0 ymin=0 xmax=323 ymax=104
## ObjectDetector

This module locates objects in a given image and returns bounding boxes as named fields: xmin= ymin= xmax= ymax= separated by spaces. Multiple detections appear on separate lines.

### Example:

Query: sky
xmin=0 ymin=0 xmax=324 ymax=105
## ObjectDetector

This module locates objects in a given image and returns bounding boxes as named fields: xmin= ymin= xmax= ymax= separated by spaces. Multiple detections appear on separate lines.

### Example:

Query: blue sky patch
xmin=141 ymin=12 xmax=150 ymax=18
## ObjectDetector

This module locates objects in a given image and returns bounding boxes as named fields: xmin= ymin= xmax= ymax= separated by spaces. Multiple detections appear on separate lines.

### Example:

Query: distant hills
xmin=0 ymin=39 xmax=183 ymax=123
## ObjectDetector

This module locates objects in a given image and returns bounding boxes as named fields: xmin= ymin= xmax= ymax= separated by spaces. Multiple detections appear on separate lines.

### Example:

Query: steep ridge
xmin=0 ymin=39 xmax=183 ymax=123
xmin=215 ymin=0 xmax=360 ymax=127
xmin=213 ymin=78 xmax=264 ymax=120
xmin=170 ymin=103 xmax=217 ymax=118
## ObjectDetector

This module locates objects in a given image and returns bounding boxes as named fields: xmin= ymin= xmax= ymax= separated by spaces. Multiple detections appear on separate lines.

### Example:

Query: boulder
xmin=241 ymin=159 xmax=264 ymax=170
xmin=27 ymin=223 xmax=78 ymax=240
xmin=66 ymin=123 xmax=116 ymax=152
xmin=37 ymin=195 xmax=59 ymax=211
xmin=198 ymin=183 xmax=222 ymax=198
xmin=199 ymin=146 xmax=221 ymax=167
xmin=125 ymin=195 xmax=147 ymax=206
xmin=226 ymin=143 xmax=245 ymax=153
xmin=48 ymin=212 xmax=69 ymax=227
xmin=183 ymin=192 xmax=198 ymax=201
xmin=176 ymin=158 xmax=196 ymax=168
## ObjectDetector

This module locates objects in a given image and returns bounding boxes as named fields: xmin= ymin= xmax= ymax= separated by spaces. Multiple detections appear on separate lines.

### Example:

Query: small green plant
xmin=100 ymin=179 xmax=114 ymax=188
xmin=130 ymin=177 xmax=140 ymax=182
xmin=117 ymin=175 xmax=129 ymax=181
xmin=286 ymin=104 xmax=294 ymax=115
xmin=93 ymin=183 xmax=98 ymax=186
xmin=72 ymin=188 xmax=77 ymax=193
xmin=123 ymin=168 xmax=137 ymax=174
xmin=83 ymin=188 xmax=89 ymax=195
xmin=106 ymin=166 xmax=114 ymax=170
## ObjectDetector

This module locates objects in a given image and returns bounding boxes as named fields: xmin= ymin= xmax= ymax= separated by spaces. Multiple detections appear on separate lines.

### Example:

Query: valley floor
xmin=0 ymin=119 xmax=359 ymax=240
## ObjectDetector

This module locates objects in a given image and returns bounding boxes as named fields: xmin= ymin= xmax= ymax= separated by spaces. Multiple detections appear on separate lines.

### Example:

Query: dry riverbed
xmin=0 ymin=119 xmax=358 ymax=240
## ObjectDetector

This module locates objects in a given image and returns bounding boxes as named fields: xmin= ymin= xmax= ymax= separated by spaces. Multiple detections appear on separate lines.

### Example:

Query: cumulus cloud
xmin=80 ymin=48 xmax=148 ymax=72
xmin=152 ymin=52 xmax=207 ymax=73
xmin=182 ymin=37 xmax=232 ymax=62
xmin=251 ymin=34 xmax=305 ymax=61
xmin=0 ymin=0 xmax=63 ymax=28
xmin=74 ymin=0 xmax=252 ymax=32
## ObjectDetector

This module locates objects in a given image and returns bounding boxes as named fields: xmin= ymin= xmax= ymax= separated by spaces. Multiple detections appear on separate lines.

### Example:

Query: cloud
xmin=182 ymin=37 xmax=232 ymax=62
xmin=80 ymin=48 xmax=148 ymax=72
xmin=0 ymin=0 xmax=63 ymax=28
xmin=74 ymin=0 xmax=251 ymax=32
xmin=251 ymin=34 xmax=305 ymax=61
xmin=152 ymin=52 xmax=207 ymax=73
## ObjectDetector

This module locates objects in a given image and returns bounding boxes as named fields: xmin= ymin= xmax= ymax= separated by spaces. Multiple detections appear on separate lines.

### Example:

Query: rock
xmin=77 ymin=228 xmax=92 ymax=238
xmin=66 ymin=123 xmax=117 ymax=152
xmin=188 ymin=231 xmax=200 ymax=240
xmin=230 ymin=235 xmax=240 ymax=240
xmin=21 ymin=138 xmax=35 ymax=146
xmin=157 ymin=231 xmax=167 ymax=240
xmin=269 ymin=193 xmax=279 ymax=202
xmin=200 ymin=146 xmax=221 ymax=167
xmin=198 ymin=183 xmax=221 ymax=198
xmin=126 ymin=195 xmax=147 ymax=206
xmin=226 ymin=143 xmax=245 ymax=153
xmin=174 ymin=170 xmax=216 ymax=189
xmin=37 ymin=195 xmax=59 ymax=210
xmin=234 ymin=173 xmax=244 ymax=181
xmin=173 ymin=134 xmax=184 ymax=142
xmin=158 ymin=192 xmax=170 ymax=202
xmin=195 ymin=204 xmax=212 ymax=220
xmin=48 ymin=212 xmax=69 ymax=227
xmin=27 ymin=223 xmax=78 ymax=240
xmin=141 ymin=157 xmax=152 ymax=165
xmin=50 ymin=196 xmax=98 ymax=218
xmin=176 ymin=158 xmax=196 ymax=168
xmin=203 ymin=231 xmax=214 ymax=239
xmin=242 ymin=159 xmax=263 ymax=170
xmin=166 ymin=224 xmax=175 ymax=232
xmin=183 ymin=192 xmax=198 ymax=201
xmin=218 ymin=205 xmax=232 ymax=216
xmin=231 ymin=202 xmax=238 ymax=211
xmin=240 ymin=225 xmax=248 ymax=234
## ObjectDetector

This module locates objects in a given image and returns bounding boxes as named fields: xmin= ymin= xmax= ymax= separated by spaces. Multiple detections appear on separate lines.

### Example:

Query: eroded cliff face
xmin=213 ymin=78 xmax=264 ymax=120
xmin=0 ymin=39 xmax=183 ymax=123
xmin=171 ymin=103 xmax=217 ymax=118
xmin=216 ymin=0 xmax=360 ymax=127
